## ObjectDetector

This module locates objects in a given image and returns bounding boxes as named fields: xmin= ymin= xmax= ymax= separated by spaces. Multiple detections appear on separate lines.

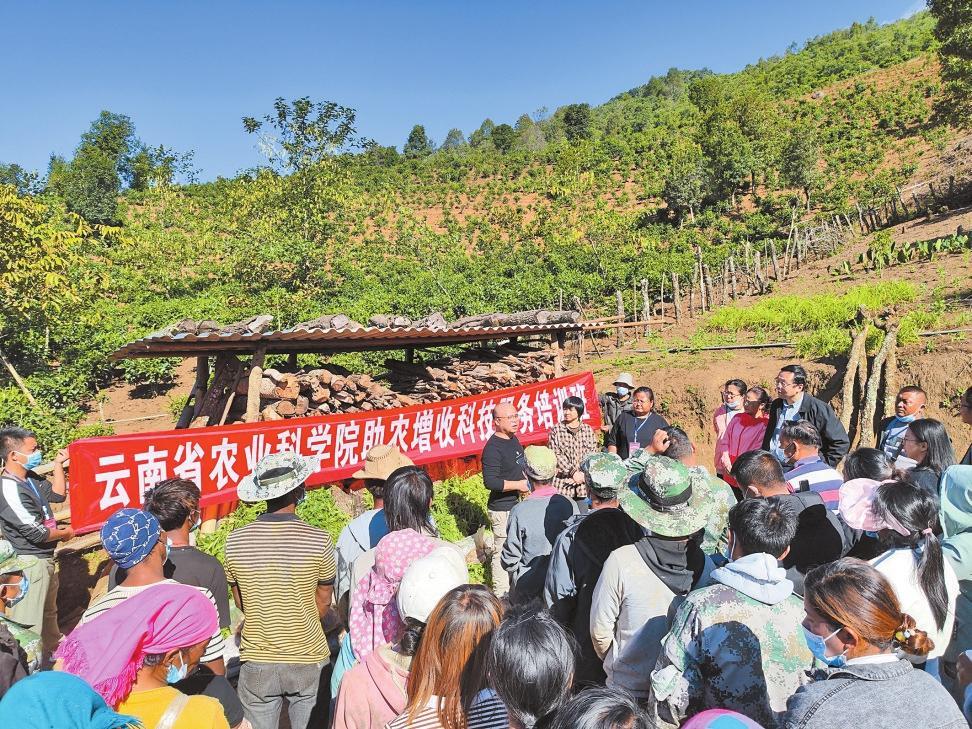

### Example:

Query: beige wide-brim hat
xmin=351 ymin=444 xmax=414 ymax=480
xmin=613 ymin=372 xmax=635 ymax=388
xmin=238 ymin=450 xmax=321 ymax=503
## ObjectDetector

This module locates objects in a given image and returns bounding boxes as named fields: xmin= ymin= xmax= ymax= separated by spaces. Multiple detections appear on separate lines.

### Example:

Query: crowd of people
xmin=0 ymin=369 xmax=971 ymax=729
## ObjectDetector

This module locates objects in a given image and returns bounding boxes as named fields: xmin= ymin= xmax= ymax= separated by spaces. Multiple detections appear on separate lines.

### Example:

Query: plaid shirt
xmin=547 ymin=422 xmax=600 ymax=498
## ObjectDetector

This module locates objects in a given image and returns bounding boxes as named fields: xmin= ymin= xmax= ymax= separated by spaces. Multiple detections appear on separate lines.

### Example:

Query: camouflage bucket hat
xmin=619 ymin=455 xmax=712 ymax=537
xmin=238 ymin=450 xmax=321 ymax=503
xmin=581 ymin=452 xmax=627 ymax=499
xmin=524 ymin=445 xmax=557 ymax=481
xmin=0 ymin=539 xmax=37 ymax=576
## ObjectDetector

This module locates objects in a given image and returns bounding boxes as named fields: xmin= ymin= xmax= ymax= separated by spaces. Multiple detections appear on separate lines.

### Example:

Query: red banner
xmin=67 ymin=372 xmax=601 ymax=534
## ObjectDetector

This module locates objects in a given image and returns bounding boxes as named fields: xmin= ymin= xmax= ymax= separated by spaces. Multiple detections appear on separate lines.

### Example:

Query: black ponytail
xmin=874 ymin=480 xmax=949 ymax=631
xmin=399 ymin=616 xmax=426 ymax=656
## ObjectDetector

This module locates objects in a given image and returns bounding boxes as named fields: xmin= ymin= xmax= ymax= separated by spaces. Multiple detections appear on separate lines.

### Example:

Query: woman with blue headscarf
xmin=0 ymin=671 xmax=141 ymax=728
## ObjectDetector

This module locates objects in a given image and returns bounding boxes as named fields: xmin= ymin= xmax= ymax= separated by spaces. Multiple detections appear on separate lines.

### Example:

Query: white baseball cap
xmin=396 ymin=546 xmax=468 ymax=623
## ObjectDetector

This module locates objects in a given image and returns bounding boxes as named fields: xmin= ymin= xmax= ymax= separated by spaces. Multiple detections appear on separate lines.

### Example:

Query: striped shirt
xmin=224 ymin=513 xmax=335 ymax=664
xmin=785 ymin=456 xmax=844 ymax=510
xmin=80 ymin=580 xmax=225 ymax=664
xmin=385 ymin=690 xmax=508 ymax=729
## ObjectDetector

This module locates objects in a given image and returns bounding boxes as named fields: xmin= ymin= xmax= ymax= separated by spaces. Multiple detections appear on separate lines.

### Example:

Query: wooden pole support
xmin=177 ymin=356 xmax=210 ymax=429
xmin=245 ymin=346 xmax=267 ymax=424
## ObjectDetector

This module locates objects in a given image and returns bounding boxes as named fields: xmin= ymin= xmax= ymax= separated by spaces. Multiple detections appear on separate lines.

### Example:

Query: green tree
xmin=929 ymin=0 xmax=972 ymax=125
xmin=0 ymin=163 xmax=39 ymax=195
xmin=491 ymin=123 xmax=516 ymax=153
xmin=404 ymin=125 xmax=433 ymax=157
xmin=242 ymin=97 xmax=365 ymax=171
xmin=0 ymin=186 xmax=101 ymax=338
xmin=662 ymin=139 xmax=708 ymax=223
xmin=45 ymin=111 xmax=147 ymax=222
xmin=561 ymin=103 xmax=592 ymax=141
xmin=780 ymin=127 xmax=822 ymax=209
xmin=441 ymin=128 xmax=466 ymax=150
xmin=46 ymin=147 xmax=121 ymax=223
xmin=469 ymin=119 xmax=495 ymax=148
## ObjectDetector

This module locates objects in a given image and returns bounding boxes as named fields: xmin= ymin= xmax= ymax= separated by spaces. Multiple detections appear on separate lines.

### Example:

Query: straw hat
xmin=351 ymin=444 xmax=414 ymax=480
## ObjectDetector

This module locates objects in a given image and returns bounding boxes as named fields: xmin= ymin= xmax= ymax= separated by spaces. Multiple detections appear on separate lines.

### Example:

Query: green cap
xmin=618 ymin=455 xmax=712 ymax=537
xmin=0 ymin=540 xmax=37 ymax=576
xmin=524 ymin=445 xmax=557 ymax=481
xmin=580 ymin=453 xmax=627 ymax=498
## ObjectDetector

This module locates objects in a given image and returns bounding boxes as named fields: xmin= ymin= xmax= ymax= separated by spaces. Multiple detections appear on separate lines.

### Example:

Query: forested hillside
xmin=1 ymin=11 xmax=969 ymax=449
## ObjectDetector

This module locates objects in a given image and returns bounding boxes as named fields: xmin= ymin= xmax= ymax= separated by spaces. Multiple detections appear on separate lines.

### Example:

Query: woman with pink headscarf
xmin=56 ymin=582 xmax=227 ymax=729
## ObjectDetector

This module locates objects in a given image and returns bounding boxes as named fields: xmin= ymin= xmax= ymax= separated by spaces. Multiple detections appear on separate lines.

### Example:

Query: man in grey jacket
xmin=501 ymin=446 xmax=577 ymax=602
xmin=544 ymin=453 xmax=644 ymax=685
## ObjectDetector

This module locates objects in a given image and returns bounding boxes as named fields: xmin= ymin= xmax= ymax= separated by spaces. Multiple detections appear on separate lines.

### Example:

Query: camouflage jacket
xmin=0 ymin=615 xmax=39 ymax=675
xmin=647 ymin=570 xmax=813 ymax=729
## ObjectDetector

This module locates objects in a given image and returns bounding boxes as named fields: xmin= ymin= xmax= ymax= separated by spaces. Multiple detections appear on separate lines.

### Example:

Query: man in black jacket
xmin=762 ymin=364 xmax=849 ymax=467
xmin=731 ymin=450 xmax=854 ymax=596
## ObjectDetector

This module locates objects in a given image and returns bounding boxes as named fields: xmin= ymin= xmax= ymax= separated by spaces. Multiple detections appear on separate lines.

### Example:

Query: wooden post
xmin=659 ymin=274 xmax=666 ymax=322
xmin=286 ymin=352 xmax=298 ymax=370
xmin=703 ymin=263 xmax=715 ymax=313
xmin=672 ymin=272 xmax=682 ymax=322
xmin=641 ymin=278 xmax=651 ymax=336
xmin=577 ymin=328 xmax=585 ymax=364
xmin=729 ymin=257 xmax=738 ymax=300
xmin=244 ymin=347 xmax=267 ymax=424
xmin=754 ymin=251 xmax=764 ymax=294
xmin=769 ymin=240 xmax=781 ymax=281
xmin=615 ymin=290 xmax=625 ymax=347
xmin=695 ymin=249 xmax=707 ymax=313
xmin=720 ymin=258 xmax=729 ymax=306
xmin=405 ymin=347 xmax=416 ymax=364
xmin=552 ymin=332 xmax=565 ymax=377
xmin=632 ymin=279 xmax=639 ymax=330
xmin=177 ymin=356 xmax=209 ymax=428
xmin=689 ymin=269 xmax=697 ymax=317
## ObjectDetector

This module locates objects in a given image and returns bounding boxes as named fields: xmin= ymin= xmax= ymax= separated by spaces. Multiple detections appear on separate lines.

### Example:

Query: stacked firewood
xmin=254 ymin=345 xmax=555 ymax=420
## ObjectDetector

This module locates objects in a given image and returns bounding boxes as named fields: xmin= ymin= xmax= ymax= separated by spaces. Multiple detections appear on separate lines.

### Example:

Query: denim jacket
xmin=783 ymin=658 xmax=967 ymax=729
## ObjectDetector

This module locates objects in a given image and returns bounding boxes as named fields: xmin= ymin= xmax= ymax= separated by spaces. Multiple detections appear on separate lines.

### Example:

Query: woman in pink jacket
xmin=333 ymin=548 xmax=469 ymax=729
xmin=713 ymin=379 xmax=748 ymax=478
xmin=720 ymin=386 xmax=772 ymax=491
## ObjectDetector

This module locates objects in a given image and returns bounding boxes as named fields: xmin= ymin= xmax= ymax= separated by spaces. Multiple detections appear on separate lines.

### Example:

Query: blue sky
xmin=2 ymin=1 xmax=926 ymax=181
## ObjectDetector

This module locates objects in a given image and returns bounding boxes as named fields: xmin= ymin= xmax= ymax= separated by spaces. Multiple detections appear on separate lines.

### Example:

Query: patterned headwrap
xmin=348 ymin=528 xmax=440 ymax=660
xmin=56 ymin=582 xmax=217 ymax=708
xmin=100 ymin=508 xmax=162 ymax=569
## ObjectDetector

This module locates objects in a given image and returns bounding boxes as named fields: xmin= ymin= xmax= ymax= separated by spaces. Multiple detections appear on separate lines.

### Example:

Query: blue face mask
xmin=189 ymin=514 xmax=201 ymax=532
xmin=894 ymin=413 xmax=917 ymax=424
xmin=3 ymin=574 xmax=29 ymax=607
xmin=16 ymin=450 xmax=43 ymax=471
xmin=803 ymin=626 xmax=847 ymax=667
xmin=165 ymin=653 xmax=188 ymax=684
xmin=616 ymin=386 xmax=630 ymax=397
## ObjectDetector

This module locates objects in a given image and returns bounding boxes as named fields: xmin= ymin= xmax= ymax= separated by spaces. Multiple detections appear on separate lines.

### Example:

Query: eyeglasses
xmin=494 ymin=415 xmax=518 ymax=421
xmin=721 ymin=390 xmax=742 ymax=398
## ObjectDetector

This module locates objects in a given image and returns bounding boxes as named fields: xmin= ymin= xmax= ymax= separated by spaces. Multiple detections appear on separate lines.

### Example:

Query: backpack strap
xmin=155 ymin=692 xmax=190 ymax=729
